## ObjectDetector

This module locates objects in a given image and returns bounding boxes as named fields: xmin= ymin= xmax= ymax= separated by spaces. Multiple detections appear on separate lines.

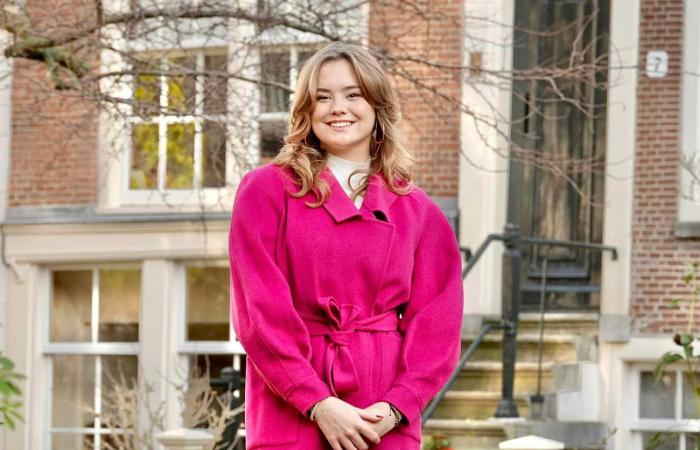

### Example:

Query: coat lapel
xmin=319 ymin=165 xmax=402 ymax=224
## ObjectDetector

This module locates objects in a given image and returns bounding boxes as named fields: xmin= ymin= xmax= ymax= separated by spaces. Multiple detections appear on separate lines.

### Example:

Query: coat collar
xmin=319 ymin=164 xmax=401 ymax=223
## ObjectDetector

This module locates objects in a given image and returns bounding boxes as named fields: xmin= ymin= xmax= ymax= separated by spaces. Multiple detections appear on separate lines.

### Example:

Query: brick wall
xmin=369 ymin=0 xmax=462 ymax=197
xmin=630 ymin=0 xmax=695 ymax=333
xmin=8 ymin=0 xmax=98 ymax=207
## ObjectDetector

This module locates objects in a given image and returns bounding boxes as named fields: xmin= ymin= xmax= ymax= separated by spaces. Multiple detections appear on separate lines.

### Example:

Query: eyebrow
xmin=316 ymin=86 xmax=361 ymax=92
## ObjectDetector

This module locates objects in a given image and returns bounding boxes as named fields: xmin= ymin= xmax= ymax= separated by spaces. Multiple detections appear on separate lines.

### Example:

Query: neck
xmin=323 ymin=146 xmax=371 ymax=163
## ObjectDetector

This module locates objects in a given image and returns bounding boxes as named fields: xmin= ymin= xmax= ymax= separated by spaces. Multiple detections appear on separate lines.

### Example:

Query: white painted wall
xmin=599 ymin=1 xmax=641 ymax=448
xmin=460 ymin=0 xmax=514 ymax=317
xmin=0 ymin=28 xmax=14 ymax=450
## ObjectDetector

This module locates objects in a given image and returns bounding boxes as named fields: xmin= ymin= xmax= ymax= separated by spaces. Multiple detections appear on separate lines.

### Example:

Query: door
xmin=507 ymin=0 xmax=610 ymax=310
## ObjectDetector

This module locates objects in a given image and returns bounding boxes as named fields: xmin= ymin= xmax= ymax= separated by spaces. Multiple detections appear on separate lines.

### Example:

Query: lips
xmin=326 ymin=121 xmax=354 ymax=129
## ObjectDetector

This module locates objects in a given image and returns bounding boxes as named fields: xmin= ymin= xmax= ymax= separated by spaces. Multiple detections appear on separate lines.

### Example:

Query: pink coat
xmin=228 ymin=163 xmax=464 ymax=449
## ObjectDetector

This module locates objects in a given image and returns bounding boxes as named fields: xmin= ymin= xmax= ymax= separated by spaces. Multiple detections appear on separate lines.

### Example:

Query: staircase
xmin=421 ymin=312 xmax=600 ymax=450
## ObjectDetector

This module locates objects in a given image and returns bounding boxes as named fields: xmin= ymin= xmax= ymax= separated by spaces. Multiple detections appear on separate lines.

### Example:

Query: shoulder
xmin=398 ymin=183 xmax=455 ymax=239
xmin=399 ymin=183 xmax=445 ymax=220
xmin=237 ymin=163 xmax=296 ymax=199
xmin=233 ymin=164 xmax=298 ymax=218
xmin=240 ymin=163 xmax=294 ymax=190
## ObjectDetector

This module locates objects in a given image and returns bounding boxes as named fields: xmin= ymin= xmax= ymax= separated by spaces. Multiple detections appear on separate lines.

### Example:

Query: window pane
xmin=130 ymin=123 xmax=159 ymax=189
xmin=166 ymin=122 xmax=195 ymax=189
xmin=51 ymin=433 xmax=93 ymax=450
xmin=296 ymin=50 xmax=316 ymax=74
xmin=186 ymin=266 xmax=229 ymax=341
xmin=52 ymin=355 xmax=95 ymax=428
xmin=192 ymin=354 xmax=235 ymax=380
xmin=98 ymin=270 xmax=141 ymax=342
xmin=642 ymin=432 xmax=679 ymax=450
xmin=189 ymin=354 xmax=244 ymax=447
xmin=101 ymin=355 xmax=138 ymax=426
xmin=168 ymin=55 xmax=197 ymax=114
xmin=687 ymin=433 xmax=698 ymax=450
xmin=640 ymin=371 xmax=676 ymax=419
xmin=683 ymin=373 xmax=700 ymax=419
xmin=204 ymin=54 xmax=228 ymax=115
xmin=260 ymin=51 xmax=290 ymax=113
xmin=202 ymin=121 xmax=227 ymax=188
xmin=51 ymin=271 xmax=92 ymax=342
xmin=133 ymin=60 xmax=161 ymax=117
xmin=259 ymin=120 xmax=286 ymax=158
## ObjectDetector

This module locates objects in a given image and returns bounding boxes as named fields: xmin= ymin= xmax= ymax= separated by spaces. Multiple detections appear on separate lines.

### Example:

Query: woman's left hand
xmin=361 ymin=402 xmax=396 ymax=438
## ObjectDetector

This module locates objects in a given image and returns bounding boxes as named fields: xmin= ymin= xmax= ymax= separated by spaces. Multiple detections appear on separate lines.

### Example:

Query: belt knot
xmin=302 ymin=296 xmax=400 ymax=397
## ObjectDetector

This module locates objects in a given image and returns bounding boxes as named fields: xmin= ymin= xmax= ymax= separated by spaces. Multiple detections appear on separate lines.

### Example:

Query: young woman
xmin=228 ymin=42 xmax=464 ymax=450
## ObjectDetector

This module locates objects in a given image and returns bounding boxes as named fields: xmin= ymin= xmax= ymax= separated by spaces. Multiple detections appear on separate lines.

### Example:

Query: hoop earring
xmin=371 ymin=118 xmax=385 ymax=145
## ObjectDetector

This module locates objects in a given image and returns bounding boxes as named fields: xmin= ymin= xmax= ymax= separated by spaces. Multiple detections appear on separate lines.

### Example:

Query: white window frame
xmin=123 ymin=47 xmax=232 ymax=206
xmin=257 ymin=43 xmax=324 ymax=161
xmin=630 ymin=364 xmax=700 ymax=450
xmin=176 ymin=260 xmax=247 ymax=441
xmin=679 ymin=0 xmax=700 ymax=225
xmin=43 ymin=264 xmax=141 ymax=450
xmin=177 ymin=260 xmax=244 ymax=356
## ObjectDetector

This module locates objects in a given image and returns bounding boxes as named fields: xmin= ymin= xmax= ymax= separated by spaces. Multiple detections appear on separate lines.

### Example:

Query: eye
xmin=348 ymin=92 xmax=362 ymax=98
xmin=316 ymin=95 xmax=330 ymax=101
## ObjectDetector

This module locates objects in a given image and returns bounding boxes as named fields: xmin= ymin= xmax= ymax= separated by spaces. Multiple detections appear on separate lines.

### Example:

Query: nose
xmin=330 ymin=97 xmax=349 ymax=116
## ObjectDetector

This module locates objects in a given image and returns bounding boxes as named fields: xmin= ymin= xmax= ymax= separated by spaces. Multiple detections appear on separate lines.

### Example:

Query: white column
xmin=460 ymin=0 xmax=515 ymax=317
xmin=140 ymin=260 xmax=181 ymax=434
xmin=0 ymin=27 xmax=14 ymax=450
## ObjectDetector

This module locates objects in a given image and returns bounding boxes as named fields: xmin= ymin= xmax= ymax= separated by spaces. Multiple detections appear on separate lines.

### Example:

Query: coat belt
xmin=301 ymin=296 xmax=400 ymax=397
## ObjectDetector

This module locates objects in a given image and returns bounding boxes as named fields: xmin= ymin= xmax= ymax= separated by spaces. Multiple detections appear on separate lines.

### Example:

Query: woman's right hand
xmin=314 ymin=397 xmax=382 ymax=450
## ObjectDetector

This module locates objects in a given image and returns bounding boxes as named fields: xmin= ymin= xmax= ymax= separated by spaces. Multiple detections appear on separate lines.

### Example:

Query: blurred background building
xmin=0 ymin=0 xmax=697 ymax=449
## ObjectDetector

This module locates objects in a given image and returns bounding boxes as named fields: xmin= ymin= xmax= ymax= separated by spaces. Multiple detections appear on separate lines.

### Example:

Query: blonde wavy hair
xmin=272 ymin=41 xmax=415 ymax=206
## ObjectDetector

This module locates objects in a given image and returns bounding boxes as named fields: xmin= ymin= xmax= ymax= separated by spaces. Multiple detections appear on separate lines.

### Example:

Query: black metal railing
xmin=421 ymin=223 xmax=617 ymax=425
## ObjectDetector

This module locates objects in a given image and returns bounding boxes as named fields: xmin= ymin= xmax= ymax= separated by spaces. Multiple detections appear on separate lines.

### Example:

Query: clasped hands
xmin=313 ymin=397 xmax=397 ymax=450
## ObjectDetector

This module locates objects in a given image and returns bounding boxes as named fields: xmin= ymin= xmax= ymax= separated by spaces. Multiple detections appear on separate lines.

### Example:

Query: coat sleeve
xmin=382 ymin=201 xmax=464 ymax=425
xmin=228 ymin=168 xmax=332 ymax=415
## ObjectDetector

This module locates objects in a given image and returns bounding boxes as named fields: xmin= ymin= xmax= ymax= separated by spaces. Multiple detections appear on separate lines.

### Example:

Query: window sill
xmin=3 ymin=205 xmax=232 ymax=225
xmin=674 ymin=221 xmax=700 ymax=238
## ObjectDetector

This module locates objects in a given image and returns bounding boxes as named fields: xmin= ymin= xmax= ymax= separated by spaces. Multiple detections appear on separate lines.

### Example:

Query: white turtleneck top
xmin=326 ymin=152 xmax=371 ymax=209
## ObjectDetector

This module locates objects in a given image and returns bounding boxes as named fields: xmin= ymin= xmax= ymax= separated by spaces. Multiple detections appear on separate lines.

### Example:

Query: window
xmin=258 ymin=46 xmax=318 ymax=163
xmin=631 ymin=368 xmax=700 ymax=450
xmin=129 ymin=49 xmax=229 ymax=193
xmin=179 ymin=263 xmax=246 ymax=446
xmin=679 ymin=2 xmax=700 ymax=229
xmin=47 ymin=269 xmax=141 ymax=449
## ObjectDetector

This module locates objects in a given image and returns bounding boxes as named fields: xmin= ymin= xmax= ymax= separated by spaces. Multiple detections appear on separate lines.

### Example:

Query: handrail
xmin=421 ymin=232 xmax=504 ymax=426
xmin=461 ymin=233 xmax=506 ymax=279
xmin=520 ymin=236 xmax=618 ymax=260
xmin=421 ymin=322 xmax=501 ymax=424
xmin=421 ymin=224 xmax=618 ymax=425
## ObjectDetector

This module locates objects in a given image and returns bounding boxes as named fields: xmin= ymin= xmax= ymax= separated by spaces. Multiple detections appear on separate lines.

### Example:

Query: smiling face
xmin=310 ymin=58 xmax=376 ymax=162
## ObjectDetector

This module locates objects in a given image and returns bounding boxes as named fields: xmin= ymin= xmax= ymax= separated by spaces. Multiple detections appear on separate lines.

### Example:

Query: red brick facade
xmin=369 ymin=0 xmax=462 ymax=197
xmin=8 ymin=0 xmax=98 ymax=207
xmin=630 ymin=0 xmax=695 ymax=333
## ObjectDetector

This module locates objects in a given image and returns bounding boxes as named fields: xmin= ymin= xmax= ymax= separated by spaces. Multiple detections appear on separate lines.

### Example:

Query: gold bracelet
xmin=311 ymin=399 xmax=328 ymax=421
xmin=388 ymin=404 xmax=402 ymax=426
xmin=309 ymin=402 xmax=320 ymax=420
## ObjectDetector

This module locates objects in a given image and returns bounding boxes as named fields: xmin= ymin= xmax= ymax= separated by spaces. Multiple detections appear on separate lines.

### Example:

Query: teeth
xmin=329 ymin=122 xmax=352 ymax=128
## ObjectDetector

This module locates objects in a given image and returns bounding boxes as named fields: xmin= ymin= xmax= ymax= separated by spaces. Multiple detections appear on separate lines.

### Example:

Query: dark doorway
xmin=508 ymin=0 xmax=610 ymax=310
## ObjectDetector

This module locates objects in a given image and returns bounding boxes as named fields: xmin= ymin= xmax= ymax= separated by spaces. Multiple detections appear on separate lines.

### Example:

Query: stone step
xmin=422 ymin=419 xmax=507 ymax=450
xmin=504 ymin=312 xmax=599 ymax=335
xmin=461 ymin=333 xmax=588 ymax=364
xmin=432 ymin=391 xmax=530 ymax=420
xmin=454 ymin=361 xmax=554 ymax=393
